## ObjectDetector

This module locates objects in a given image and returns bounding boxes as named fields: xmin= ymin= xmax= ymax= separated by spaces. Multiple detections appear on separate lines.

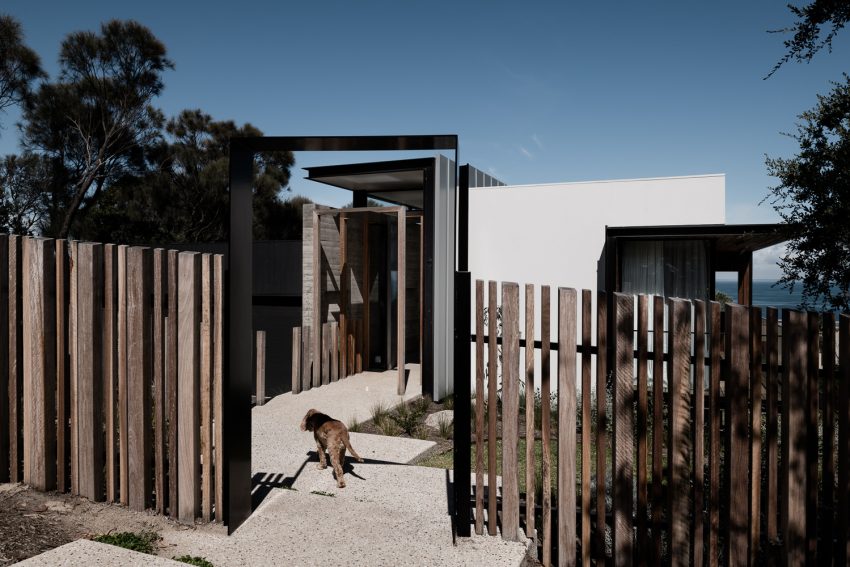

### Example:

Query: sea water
xmin=715 ymin=279 xmax=847 ymax=314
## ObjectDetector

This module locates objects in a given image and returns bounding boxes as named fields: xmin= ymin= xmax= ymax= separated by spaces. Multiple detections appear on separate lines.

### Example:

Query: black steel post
xmin=453 ymin=270 xmax=472 ymax=537
xmin=226 ymin=142 xmax=253 ymax=533
xmin=458 ymin=165 xmax=469 ymax=272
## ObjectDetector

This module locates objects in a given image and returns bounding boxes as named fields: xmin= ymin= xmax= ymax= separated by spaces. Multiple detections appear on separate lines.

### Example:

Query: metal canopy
xmin=304 ymin=158 xmax=435 ymax=209
xmin=606 ymin=223 xmax=788 ymax=254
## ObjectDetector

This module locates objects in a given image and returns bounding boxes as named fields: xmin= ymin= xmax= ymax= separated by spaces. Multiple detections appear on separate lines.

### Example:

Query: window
xmin=621 ymin=240 xmax=708 ymax=300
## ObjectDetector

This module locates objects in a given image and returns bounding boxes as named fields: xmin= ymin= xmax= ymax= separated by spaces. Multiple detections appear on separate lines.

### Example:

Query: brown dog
xmin=300 ymin=409 xmax=363 ymax=488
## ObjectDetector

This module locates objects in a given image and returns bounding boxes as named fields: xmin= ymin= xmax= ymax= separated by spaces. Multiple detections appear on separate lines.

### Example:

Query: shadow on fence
xmin=0 ymin=234 xmax=225 ymax=524
xmin=468 ymin=279 xmax=850 ymax=566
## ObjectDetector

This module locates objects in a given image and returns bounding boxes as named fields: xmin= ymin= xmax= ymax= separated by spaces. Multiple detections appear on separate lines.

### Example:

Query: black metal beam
xmin=226 ymin=143 xmax=253 ymax=533
xmin=453 ymin=270 xmax=471 ymax=537
xmin=458 ymin=165 xmax=469 ymax=273
xmin=236 ymin=135 xmax=457 ymax=153
xmin=226 ymin=135 xmax=458 ymax=535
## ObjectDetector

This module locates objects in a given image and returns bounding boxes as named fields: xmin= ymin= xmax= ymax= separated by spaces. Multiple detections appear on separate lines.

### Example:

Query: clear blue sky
xmin=1 ymin=1 xmax=847 ymax=278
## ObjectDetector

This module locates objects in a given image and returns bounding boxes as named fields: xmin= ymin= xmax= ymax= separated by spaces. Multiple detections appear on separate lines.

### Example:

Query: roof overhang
xmin=304 ymin=157 xmax=434 ymax=209
xmin=606 ymin=223 xmax=789 ymax=256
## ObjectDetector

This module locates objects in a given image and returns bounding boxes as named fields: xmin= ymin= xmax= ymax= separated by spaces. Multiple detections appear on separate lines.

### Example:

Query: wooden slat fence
xmin=291 ymin=319 xmax=364 ymax=394
xmin=471 ymin=280 xmax=850 ymax=567
xmin=1 ymin=234 xmax=224 ymax=523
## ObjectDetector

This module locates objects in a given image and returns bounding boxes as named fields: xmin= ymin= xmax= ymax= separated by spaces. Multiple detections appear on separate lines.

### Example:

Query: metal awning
xmin=606 ymin=223 xmax=788 ymax=255
xmin=304 ymin=158 xmax=434 ymax=209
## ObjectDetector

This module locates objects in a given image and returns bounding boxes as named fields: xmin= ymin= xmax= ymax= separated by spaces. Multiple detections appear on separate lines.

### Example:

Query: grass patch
xmin=347 ymin=416 xmax=362 ymax=433
xmin=442 ymin=394 xmax=455 ymax=410
xmin=369 ymin=401 xmax=391 ymax=427
xmin=437 ymin=415 xmax=454 ymax=439
xmin=310 ymin=490 xmax=335 ymax=497
xmin=174 ymin=556 xmax=215 ymax=567
xmin=378 ymin=418 xmax=401 ymax=436
xmin=390 ymin=400 xmax=424 ymax=436
xmin=419 ymin=439 xmax=561 ymax=497
xmin=412 ymin=395 xmax=432 ymax=415
xmin=92 ymin=531 xmax=159 ymax=555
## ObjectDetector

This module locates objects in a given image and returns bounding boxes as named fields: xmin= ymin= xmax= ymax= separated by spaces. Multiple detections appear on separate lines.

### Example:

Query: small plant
xmin=174 ymin=556 xmax=215 ymax=567
xmin=370 ymin=400 xmax=390 ymax=427
xmin=390 ymin=400 xmax=422 ymax=436
xmin=413 ymin=394 xmax=432 ymax=415
xmin=347 ymin=416 xmax=362 ymax=433
xmin=413 ymin=426 xmax=430 ymax=440
xmin=310 ymin=490 xmax=335 ymax=497
xmin=442 ymin=395 xmax=455 ymax=410
xmin=378 ymin=419 xmax=401 ymax=436
xmin=92 ymin=531 xmax=159 ymax=555
xmin=437 ymin=415 xmax=454 ymax=439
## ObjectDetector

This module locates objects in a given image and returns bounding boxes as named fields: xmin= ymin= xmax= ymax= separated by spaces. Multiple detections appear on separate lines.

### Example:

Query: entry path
xmin=160 ymin=365 xmax=530 ymax=566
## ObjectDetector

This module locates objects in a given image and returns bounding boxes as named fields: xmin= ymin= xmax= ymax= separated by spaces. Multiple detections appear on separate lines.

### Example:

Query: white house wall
xmin=467 ymin=174 xmax=725 ymax=398
xmin=468 ymin=174 xmax=725 ymax=293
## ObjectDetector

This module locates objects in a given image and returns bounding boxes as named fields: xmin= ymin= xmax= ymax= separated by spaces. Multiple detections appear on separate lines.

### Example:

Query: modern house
xmin=298 ymin=157 xmax=785 ymax=400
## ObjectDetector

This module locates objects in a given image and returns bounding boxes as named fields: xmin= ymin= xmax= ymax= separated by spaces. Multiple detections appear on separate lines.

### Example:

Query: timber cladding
xmin=469 ymin=280 xmax=850 ymax=566
xmin=1 ymin=234 xmax=225 ymax=524
xmin=295 ymin=205 xmax=422 ymax=395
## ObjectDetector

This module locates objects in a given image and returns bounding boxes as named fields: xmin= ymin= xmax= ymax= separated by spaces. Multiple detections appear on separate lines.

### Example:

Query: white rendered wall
xmin=468 ymin=174 xmax=725 ymax=293
xmin=467 ymin=174 xmax=725 ymax=398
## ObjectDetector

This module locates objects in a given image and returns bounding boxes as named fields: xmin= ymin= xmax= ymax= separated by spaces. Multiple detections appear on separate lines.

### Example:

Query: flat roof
xmin=606 ymin=223 xmax=788 ymax=254
xmin=304 ymin=157 xmax=433 ymax=209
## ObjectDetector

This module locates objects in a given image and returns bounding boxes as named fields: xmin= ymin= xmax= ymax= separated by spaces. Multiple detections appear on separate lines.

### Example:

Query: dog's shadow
xmin=305 ymin=450 xmax=368 ymax=481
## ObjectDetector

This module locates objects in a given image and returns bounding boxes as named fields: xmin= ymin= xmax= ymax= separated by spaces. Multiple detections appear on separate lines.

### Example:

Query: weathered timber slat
xmin=475 ymin=280 xmax=485 ymax=536
xmin=177 ymin=252 xmax=201 ymax=522
xmin=580 ymin=289 xmax=591 ymax=567
xmin=612 ymin=293 xmax=634 ymax=566
xmin=635 ymin=295 xmax=649 ymax=566
xmin=541 ymin=286 xmax=553 ymax=564
xmin=668 ymin=298 xmax=691 ymax=567
xmin=488 ymin=281 xmax=499 ymax=538
xmin=557 ymin=287 xmax=577 ymax=566
xmin=501 ymin=282 xmax=520 ymax=542
xmin=524 ymin=284 xmax=536 ymax=540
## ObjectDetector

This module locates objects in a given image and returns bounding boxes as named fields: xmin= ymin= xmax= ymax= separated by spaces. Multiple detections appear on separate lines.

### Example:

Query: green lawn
xmin=419 ymin=438 xmax=563 ymax=496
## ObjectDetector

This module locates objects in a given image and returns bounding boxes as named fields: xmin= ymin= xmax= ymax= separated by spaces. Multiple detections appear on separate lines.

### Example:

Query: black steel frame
xmin=227 ymin=135 xmax=461 ymax=534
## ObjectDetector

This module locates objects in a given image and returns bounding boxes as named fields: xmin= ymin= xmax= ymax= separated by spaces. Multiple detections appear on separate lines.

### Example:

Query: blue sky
xmin=1 ymin=1 xmax=848 ymax=278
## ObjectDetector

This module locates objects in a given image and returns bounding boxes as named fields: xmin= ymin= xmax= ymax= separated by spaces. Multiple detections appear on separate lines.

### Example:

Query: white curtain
xmin=621 ymin=240 xmax=707 ymax=301
xmin=621 ymin=241 xmax=664 ymax=296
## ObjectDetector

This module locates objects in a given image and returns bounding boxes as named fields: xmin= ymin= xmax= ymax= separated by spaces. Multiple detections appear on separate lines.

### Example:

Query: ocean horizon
xmin=715 ymin=279 xmax=842 ymax=313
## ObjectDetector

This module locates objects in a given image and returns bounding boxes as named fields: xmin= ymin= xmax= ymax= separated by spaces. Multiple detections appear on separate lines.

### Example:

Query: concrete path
xmin=16 ymin=539 xmax=183 ymax=566
xmin=21 ymin=366 xmax=530 ymax=566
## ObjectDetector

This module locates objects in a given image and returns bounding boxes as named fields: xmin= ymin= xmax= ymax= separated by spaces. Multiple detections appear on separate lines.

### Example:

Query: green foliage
xmin=765 ymin=74 xmax=850 ymax=311
xmin=0 ymin=153 xmax=52 ymax=234
xmin=78 ymin=109 xmax=301 ymax=244
xmin=714 ymin=290 xmax=733 ymax=311
xmin=173 ymin=556 xmax=215 ymax=567
xmin=1 ymin=18 xmax=302 ymax=243
xmin=412 ymin=395 xmax=432 ymax=415
xmin=0 ymin=14 xmax=44 ymax=118
xmin=441 ymin=395 xmax=455 ymax=410
xmin=768 ymin=0 xmax=850 ymax=77
xmin=377 ymin=419 xmax=401 ymax=436
xmin=92 ymin=531 xmax=159 ymax=555
xmin=369 ymin=401 xmax=390 ymax=427
xmin=21 ymin=19 xmax=173 ymax=238
xmin=389 ymin=399 xmax=427 ymax=437
xmin=437 ymin=415 xmax=454 ymax=439
xmin=347 ymin=416 xmax=362 ymax=433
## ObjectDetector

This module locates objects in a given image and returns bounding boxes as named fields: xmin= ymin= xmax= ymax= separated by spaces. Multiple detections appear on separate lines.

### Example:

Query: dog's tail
xmin=345 ymin=437 xmax=364 ymax=462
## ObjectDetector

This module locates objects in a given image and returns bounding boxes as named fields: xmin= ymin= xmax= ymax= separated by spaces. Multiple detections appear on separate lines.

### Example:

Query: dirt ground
xmin=0 ymin=483 xmax=215 ymax=565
